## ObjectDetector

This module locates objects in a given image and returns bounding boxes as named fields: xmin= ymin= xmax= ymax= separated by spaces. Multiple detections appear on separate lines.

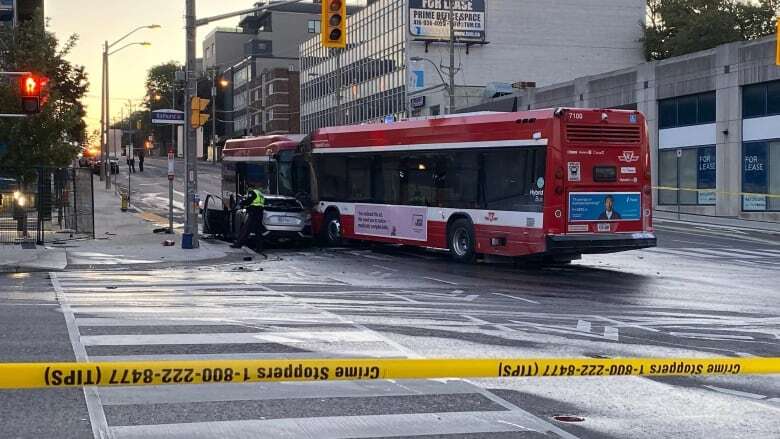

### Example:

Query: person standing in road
xmin=126 ymin=151 xmax=135 ymax=174
xmin=138 ymin=147 xmax=145 ymax=173
xmin=231 ymin=187 xmax=265 ymax=250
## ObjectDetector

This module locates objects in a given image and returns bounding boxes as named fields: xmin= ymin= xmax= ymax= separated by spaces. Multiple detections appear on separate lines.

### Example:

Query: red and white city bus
xmin=302 ymin=108 xmax=656 ymax=262
xmin=203 ymin=134 xmax=312 ymax=242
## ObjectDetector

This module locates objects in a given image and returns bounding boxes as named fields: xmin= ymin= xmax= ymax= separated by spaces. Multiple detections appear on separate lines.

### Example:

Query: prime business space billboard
xmin=409 ymin=0 xmax=486 ymax=42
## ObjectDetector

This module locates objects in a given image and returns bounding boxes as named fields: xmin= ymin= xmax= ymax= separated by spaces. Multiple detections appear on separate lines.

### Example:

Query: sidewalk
xmin=654 ymin=210 xmax=780 ymax=233
xmin=0 ymin=185 xmax=251 ymax=272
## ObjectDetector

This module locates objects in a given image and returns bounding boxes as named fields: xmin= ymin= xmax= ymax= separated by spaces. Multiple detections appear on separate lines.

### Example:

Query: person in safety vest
xmin=231 ymin=187 xmax=266 ymax=249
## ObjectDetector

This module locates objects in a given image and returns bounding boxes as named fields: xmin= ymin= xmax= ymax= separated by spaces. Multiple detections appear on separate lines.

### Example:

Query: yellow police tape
xmin=653 ymin=186 xmax=780 ymax=199
xmin=0 ymin=357 xmax=778 ymax=389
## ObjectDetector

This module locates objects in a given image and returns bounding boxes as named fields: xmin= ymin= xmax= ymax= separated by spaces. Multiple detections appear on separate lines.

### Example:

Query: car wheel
xmin=448 ymin=218 xmax=476 ymax=263
xmin=321 ymin=211 xmax=342 ymax=246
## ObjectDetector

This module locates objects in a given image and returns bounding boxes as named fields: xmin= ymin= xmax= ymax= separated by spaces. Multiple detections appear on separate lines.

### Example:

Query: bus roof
xmin=222 ymin=134 xmax=305 ymax=161
xmin=310 ymin=108 xmax=642 ymax=149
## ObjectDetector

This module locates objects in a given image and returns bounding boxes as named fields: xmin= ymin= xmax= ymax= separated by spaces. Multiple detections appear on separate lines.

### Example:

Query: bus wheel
xmin=448 ymin=219 xmax=476 ymax=263
xmin=322 ymin=211 xmax=342 ymax=246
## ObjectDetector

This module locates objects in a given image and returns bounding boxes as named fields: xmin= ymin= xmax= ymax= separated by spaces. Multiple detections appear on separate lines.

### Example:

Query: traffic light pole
xmin=183 ymin=0 xmax=199 ymax=249
xmin=182 ymin=0 xmax=307 ymax=250
xmin=448 ymin=1 xmax=455 ymax=114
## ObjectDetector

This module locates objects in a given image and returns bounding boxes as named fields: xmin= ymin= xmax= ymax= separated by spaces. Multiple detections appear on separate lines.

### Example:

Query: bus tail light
xmin=555 ymin=186 xmax=563 ymax=195
xmin=643 ymin=184 xmax=651 ymax=195
xmin=555 ymin=167 xmax=564 ymax=180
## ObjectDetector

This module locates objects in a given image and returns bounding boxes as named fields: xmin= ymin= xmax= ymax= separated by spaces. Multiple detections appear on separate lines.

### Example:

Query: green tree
xmin=0 ymin=12 xmax=89 ymax=168
xmin=144 ymin=61 xmax=182 ymax=111
xmin=645 ymin=0 xmax=779 ymax=61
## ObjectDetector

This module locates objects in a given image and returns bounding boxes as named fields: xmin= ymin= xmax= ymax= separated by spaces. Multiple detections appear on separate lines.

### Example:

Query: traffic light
xmin=776 ymin=18 xmax=779 ymax=66
xmin=19 ymin=75 xmax=47 ymax=114
xmin=190 ymin=97 xmax=210 ymax=129
xmin=321 ymin=0 xmax=346 ymax=49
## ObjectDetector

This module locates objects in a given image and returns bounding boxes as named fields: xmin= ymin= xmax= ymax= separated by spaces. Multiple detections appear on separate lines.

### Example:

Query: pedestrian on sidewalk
xmin=138 ymin=147 xmax=145 ymax=173
xmin=231 ymin=187 xmax=266 ymax=251
xmin=127 ymin=151 xmax=136 ymax=173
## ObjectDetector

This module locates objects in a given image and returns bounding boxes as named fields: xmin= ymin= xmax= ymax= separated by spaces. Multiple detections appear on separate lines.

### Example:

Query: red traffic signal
xmin=18 ymin=75 xmax=48 ymax=114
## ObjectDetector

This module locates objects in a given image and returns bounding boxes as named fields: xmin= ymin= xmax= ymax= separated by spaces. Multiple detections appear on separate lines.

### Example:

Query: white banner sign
xmin=354 ymin=205 xmax=428 ymax=242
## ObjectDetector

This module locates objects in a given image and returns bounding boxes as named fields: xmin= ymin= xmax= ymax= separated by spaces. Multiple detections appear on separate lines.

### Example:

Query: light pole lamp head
xmin=410 ymin=57 xmax=422 ymax=62
xmin=147 ymin=24 xmax=162 ymax=30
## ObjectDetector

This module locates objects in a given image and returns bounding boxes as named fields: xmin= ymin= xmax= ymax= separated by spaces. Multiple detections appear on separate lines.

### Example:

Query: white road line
xmin=576 ymin=320 xmax=592 ymax=333
xmin=492 ymin=292 xmax=540 ymax=305
xmin=643 ymin=248 xmax=719 ymax=258
xmin=109 ymin=411 xmax=576 ymax=439
xmin=703 ymin=385 xmax=766 ymax=400
xmin=690 ymin=248 xmax=761 ymax=258
xmin=727 ymin=248 xmax=780 ymax=257
xmin=422 ymin=276 xmax=458 ymax=285
xmin=669 ymin=332 xmax=754 ymax=340
xmin=51 ymin=273 xmax=111 ymax=439
xmin=99 ymin=379 xmax=479 ymax=406
xmin=79 ymin=330 xmax=387 ymax=346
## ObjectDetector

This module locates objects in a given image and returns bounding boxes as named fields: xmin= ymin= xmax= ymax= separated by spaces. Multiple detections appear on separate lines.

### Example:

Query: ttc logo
xmin=619 ymin=151 xmax=640 ymax=163
xmin=485 ymin=212 xmax=499 ymax=223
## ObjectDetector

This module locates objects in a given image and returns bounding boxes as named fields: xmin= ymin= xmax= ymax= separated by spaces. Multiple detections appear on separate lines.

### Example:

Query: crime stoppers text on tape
xmin=0 ymin=357 xmax=778 ymax=389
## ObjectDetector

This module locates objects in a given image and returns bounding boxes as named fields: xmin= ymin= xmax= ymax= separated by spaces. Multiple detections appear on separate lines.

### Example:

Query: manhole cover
xmin=553 ymin=415 xmax=585 ymax=423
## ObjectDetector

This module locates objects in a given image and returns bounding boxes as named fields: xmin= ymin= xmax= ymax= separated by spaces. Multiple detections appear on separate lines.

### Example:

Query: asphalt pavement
xmin=1 ymin=163 xmax=779 ymax=438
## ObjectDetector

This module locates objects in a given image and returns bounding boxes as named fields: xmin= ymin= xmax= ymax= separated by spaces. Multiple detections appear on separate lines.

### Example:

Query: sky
xmin=45 ymin=0 xmax=366 ymax=135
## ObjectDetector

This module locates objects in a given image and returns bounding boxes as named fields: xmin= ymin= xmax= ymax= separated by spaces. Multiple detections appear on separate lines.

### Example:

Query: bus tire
xmin=321 ymin=211 xmax=342 ymax=246
xmin=448 ymin=219 xmax=476 ymax=263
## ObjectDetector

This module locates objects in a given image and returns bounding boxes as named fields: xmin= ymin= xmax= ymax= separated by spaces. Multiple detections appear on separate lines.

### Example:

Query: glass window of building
xmin=307 ymin=19 xmax=320 ymax=34
xmin=742 ymin=141 xmax=780 ymax=211
xmin=743 ymin=80 xmax=780 ymax=118
xmin=658 ymin=146 xmax=716 ymax=206
xmin=658 ymin=92 xmax=716 ymax=129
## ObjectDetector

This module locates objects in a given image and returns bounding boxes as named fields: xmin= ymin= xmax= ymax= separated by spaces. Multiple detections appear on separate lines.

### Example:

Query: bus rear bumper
xmin=546 ymin=232 xmax=657 ymax=255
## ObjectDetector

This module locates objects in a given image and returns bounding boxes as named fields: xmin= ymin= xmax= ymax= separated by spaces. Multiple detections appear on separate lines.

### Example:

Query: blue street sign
xmin=152 ymin=109 xmax=185 ymax=125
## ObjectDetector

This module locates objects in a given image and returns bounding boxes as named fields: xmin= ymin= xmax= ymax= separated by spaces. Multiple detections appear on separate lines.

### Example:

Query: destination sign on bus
xmin=409 ymin=0 xmax=486 ymax=42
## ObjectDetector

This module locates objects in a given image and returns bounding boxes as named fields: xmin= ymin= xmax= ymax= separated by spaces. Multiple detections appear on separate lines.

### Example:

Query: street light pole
xmin=100 ymin=42 xmax=108 ymax=185
xmin=104 ymin=41 xmax=111 ymax=190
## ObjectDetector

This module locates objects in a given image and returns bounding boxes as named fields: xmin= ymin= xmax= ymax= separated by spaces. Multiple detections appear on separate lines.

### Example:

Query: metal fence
xmin=0 ymin=167 xmax=94 ymax=246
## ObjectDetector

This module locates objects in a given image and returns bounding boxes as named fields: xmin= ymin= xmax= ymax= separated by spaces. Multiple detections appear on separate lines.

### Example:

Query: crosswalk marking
xmin=52 ymin=270 xmax=574 ymax=439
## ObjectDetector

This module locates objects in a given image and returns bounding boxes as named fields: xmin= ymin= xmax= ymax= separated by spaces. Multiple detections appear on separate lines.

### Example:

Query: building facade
xmin=212 ymin=2 xmax=358 ymax=137
xmin=299 ymin=0 xmax=645 ymax=132
xmin=0 ymin=0 xmax=42 ymax=28
xmin=461 ymin=35 xmax=780 ymax=223
xmin=251 ymin=67 xmax=300 ymax=135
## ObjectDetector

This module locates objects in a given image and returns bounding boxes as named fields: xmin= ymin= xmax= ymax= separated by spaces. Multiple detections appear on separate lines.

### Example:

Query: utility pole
xmin=100 ymin=42 xmax=107 ymax=184
xmin=104 ymin=41 xmax=112 ymax=190
xmin=211 ymin=69 xmax=217 ymax=163
xmin=335 ymin=48 xmax=343 ymax=125
xmin=448 ymin=0 xmax=455 ymax=115
xmin=183 ymin=0 xmax=199 ymax=249
xmin=182 ymin=0 xmax=307 ymax=249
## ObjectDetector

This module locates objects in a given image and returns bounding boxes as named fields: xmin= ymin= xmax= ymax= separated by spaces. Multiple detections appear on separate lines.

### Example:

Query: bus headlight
xmin=17 ymin=195 xmax=27 ymax=207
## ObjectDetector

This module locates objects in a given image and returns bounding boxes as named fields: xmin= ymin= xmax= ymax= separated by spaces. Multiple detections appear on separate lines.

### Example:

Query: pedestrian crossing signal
xmin=19 ymin=75 xmax=48 ymax=114
xmin=190 ymin=97 xmax=210 ymax=129
xmin=321 ymin=0 xmax=346 ymax=49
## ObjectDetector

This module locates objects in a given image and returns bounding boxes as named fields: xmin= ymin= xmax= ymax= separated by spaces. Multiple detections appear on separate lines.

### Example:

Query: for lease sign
xmin=409 ymin=0 xmax=486 ymax=42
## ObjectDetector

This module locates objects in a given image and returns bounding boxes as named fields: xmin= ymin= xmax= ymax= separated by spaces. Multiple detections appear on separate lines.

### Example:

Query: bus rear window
xmin=593 ymin=166 xmax=617 ymax=182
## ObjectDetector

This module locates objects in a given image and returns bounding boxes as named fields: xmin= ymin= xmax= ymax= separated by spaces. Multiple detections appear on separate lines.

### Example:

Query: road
xmin=114 ymin=156 xmax=223 ymax=228
xmin=1 ymin=163 xmax=779 ymax=438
